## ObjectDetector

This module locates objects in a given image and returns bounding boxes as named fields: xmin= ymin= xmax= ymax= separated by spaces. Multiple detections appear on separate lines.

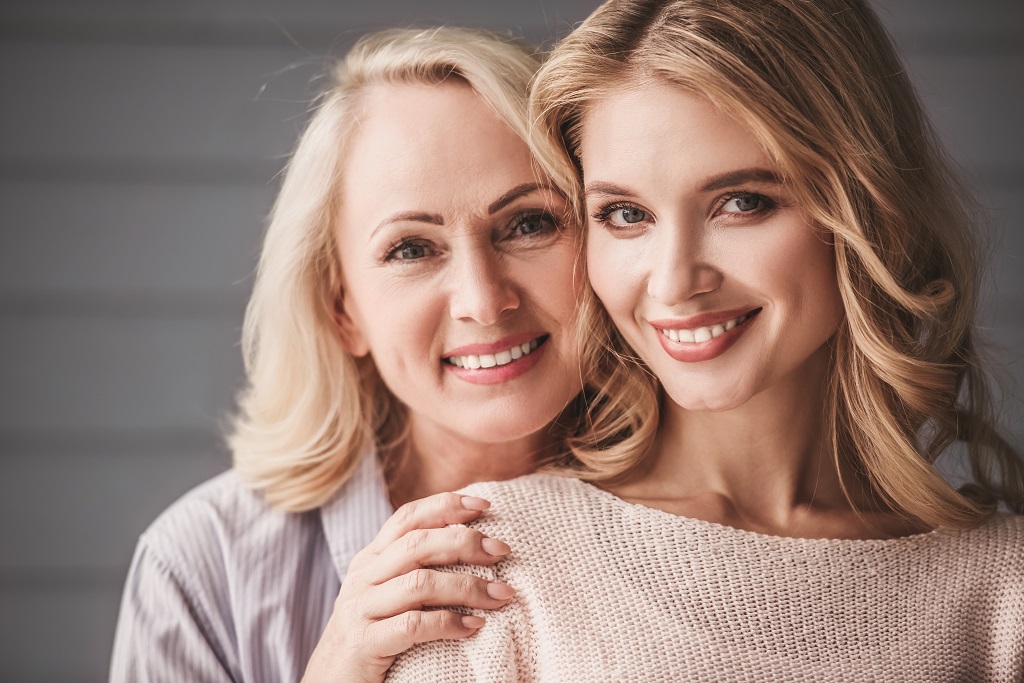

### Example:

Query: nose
xmin=646 ymin=220 xmax=721 ymax=304
xmin=448 ymin=250 xmax=520 ymax=325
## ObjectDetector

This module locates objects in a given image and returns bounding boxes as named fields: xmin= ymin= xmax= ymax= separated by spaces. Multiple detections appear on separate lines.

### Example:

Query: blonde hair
xmin=531 ymin=0 xmax=1023 ymax=528
xmin=229 ymin=27 xmax=543 ymax=512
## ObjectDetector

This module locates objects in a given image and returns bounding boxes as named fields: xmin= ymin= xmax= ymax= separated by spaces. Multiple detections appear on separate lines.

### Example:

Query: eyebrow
xmin=701 ymin=168 xmax=782 ymax=192
xmin=584 ymin=182 xmax=639 ymax=199
xmin=370 ymin=183 xmax=557 ymax=241
xmin=370 ymin=211 xmax=444 ymax=241
xmin=584 ymin=169 xmax=782 ymax=199
xmin=487 ymin=182 xmax=556 ymax=214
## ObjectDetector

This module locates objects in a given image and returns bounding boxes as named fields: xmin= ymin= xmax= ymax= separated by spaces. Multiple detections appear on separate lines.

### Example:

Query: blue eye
xmin=513 ymin=213 xmax=556 ymax=236
xmin=722 ymin=194 xmax=768 ymax=213
xmin=400 ymin=244 xmax=426 ymax=259
xmin=592 ymin=204 xmax=650 ymax=227
xmin=507 ymin=211 xmax=557 ymax=239
xmin=615 ymin=207 xmax=647 ymax=224
xmin=386 ymin=240 xmax=431 ymax=262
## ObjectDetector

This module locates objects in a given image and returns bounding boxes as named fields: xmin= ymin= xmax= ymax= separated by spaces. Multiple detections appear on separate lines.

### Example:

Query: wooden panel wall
xmin=0 ymin=2 xmax=1021 ymax=680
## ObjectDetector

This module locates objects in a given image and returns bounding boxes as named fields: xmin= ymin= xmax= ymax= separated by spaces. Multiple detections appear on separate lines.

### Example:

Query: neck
xmin=612 ymin=347 xmax=909 ymax=538
xmin=384 ymin=415 xmax=557 ymax=508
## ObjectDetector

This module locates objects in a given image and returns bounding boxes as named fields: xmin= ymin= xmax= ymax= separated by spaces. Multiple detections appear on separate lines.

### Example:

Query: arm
xmin=302 ymin=492 xmax=518 ymax=683
xmin=109 ymin=540 xmax=237 ymax=683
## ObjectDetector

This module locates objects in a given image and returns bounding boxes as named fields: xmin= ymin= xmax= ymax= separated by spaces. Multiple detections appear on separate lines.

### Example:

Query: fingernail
xmin=462 ymin=615 xmax=485 ymax=629
xmin=461 ymin=496 xmax=490 ymax=511
xmin=486 ymin=582 xmax=516 ymax=600
xmin=481 ymin=537 xmax=511 ymax=556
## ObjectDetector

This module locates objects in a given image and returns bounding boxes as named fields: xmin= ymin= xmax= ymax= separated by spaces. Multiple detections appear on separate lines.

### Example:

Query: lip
xmin=648 ymin=306 xmax=758 ymax=331
xmin=443 ymin=332 xmax=545 ymax=358
xmin=652 ymin=307 xmax=761 ymax=363
xmin=444 ymin=335 xmax=548 ymax=386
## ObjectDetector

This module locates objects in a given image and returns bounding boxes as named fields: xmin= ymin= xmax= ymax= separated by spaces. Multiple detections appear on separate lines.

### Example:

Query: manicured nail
xmin=486 ymin=582 xmax=516 ymax=600
xmin=462 ymin=615 xmax=485 ymax=629
xmin=481 ymin=537 xmax=511 ymax=556
xmin=461 ymin=496 xmax=490 ymax=511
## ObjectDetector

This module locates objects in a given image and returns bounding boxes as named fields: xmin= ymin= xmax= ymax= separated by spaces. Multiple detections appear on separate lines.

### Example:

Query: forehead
xmin=340 ymin=81 xmax=535 ymax=215
xmin=579 ymin=81 xmax=775 ymax=188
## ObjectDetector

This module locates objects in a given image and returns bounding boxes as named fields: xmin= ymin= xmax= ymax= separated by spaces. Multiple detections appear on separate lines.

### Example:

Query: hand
xmin=301 ymin=492 xmax=515 ymax=683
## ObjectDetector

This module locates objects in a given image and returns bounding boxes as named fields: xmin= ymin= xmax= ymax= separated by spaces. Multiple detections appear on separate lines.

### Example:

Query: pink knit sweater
xmin=387 ymin=474 xmax=1024 ymax=682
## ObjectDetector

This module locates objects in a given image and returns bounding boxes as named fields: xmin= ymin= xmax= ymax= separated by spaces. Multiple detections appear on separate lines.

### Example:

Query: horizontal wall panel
xmin=0 ymin=42 xmax=317 ymax=168
xmin=0 ymin=317 xmax=244 ymax=432
xmin=0 ymin=584 xmax=122 ymax=683
xmin=871 ymin=0 xmax=1024 ymax=47
xmin=0 ymin=447 xmax=229 ymax=574
xmin=0 ymin=0 xmax=597 ymax=42
xmin=982 ymin=186 xmax=1024 ymax=329
xmin=902 ymin=53 xmax=1024 ymax=173
xmin=0 ymin=180 xmax=270 ymax=294
xmin=1 ymin=1 xmax=1020 ymax=49
xmin=1 ymin=45 xmax=1019 ymax=181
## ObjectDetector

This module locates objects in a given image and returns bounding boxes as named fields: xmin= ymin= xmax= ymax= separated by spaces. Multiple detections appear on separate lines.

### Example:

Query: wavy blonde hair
xmin=531 ymin=0 xmax=1023 ymax=529
xmin=229 ymin=27 xmax=543 ymax=512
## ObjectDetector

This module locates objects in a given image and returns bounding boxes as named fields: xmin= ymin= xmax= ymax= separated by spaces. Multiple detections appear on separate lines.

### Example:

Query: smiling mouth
xmin=658 ymin=308 xmax=761 ymax=344
xmin=444 ymin=335 xmax=547 ymax=369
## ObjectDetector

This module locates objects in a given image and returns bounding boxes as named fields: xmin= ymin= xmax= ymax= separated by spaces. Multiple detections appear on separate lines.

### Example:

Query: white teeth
xmin=446 ymin=337 xmax=543 ymax=369
xmin=660 ymin=312 xmax=751 ymax=345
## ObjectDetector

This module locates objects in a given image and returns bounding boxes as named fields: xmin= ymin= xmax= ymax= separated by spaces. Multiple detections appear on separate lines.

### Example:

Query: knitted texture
xmin=387 ymin=474 xmax=1024 ymax=682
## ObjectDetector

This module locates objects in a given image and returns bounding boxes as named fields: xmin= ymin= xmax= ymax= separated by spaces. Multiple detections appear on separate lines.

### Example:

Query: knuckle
xmin=460 ymin=575 xmax=481 ymax=596
xmin=393 ymin=502 xmax=416 ymax=527
xmin=398 ymin=610 xmax=423 ymax=638
xmin=402 ymin=528 xmax=428 ymax=555
xmin=405 ymin=568 xmax=433 ymax=595
xmin=438 ymin=491 xmax=462 ymax=512
xmin=455 ymin=526 xmax=482 ymax=547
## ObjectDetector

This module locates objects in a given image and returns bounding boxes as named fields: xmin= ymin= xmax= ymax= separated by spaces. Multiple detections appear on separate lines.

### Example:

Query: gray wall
xmin=0 ymin=1 xmax=1021 ymax=681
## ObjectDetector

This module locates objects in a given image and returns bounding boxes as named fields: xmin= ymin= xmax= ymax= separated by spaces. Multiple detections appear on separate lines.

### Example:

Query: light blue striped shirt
xmin=109 ymin=450 xmax=394 ymax=682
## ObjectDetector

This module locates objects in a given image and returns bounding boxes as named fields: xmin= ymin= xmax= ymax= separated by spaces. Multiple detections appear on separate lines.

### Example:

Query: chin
xmin=662 ymin=381 xmax=756 ymax=413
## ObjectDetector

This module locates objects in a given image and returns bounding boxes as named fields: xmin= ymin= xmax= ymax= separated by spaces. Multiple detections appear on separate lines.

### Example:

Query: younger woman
xmin=387 ymin=1 xmax=1024 ymax=680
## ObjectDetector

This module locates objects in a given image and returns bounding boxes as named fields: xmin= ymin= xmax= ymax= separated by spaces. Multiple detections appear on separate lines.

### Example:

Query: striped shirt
xmin=109 ymin=449 xmax=394 ymax=682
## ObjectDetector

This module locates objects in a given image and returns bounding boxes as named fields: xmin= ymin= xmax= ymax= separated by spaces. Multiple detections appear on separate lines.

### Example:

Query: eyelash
xmin=383 ymin=238 xmax=432 ymax=263
xmin=507 ymin=210 xmax=560 ymax=239
xmin=381 ymin=210 xmax=561 ymax=264
xmin=590 ymin=191 xmax=778 ymax=227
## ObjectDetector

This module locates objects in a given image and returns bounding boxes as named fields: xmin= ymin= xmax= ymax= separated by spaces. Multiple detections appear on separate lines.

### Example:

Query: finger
xmin=366 ymin=492 xmax=491 ymax=555
xmin=364 ymin=568 xmax=516 ymax=618
xmin=366 ymin=526 xmax=510 ymax=585
xmin=367 ymin=610 xmax=486 ymax=658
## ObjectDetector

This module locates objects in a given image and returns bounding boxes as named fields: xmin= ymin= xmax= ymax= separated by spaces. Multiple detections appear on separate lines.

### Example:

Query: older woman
xmin=387 ymin=1 xmax=1024 ymax=681
xmin=109 ymin=28 xmax=583 ymax=682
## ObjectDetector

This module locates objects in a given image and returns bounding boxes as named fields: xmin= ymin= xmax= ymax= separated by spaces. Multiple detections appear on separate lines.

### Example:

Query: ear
xmin=332 ymin=288 xmax=370 ymax=358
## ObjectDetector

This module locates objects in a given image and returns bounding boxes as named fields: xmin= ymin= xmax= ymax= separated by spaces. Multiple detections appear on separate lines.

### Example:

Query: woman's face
xmin=580 ymin=82 xmax=844 ymax=412
xmin=335 ymin=81 xmax=581 ymax=445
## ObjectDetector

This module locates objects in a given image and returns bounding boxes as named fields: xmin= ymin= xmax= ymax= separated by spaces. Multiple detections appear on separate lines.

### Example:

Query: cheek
xmin=586 ymin=233 xmax=641 ymax=317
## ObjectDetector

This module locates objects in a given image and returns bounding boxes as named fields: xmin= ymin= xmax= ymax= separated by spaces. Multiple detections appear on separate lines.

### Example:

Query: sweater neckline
xmin=569 ymin=475 xmax=945 ymax=547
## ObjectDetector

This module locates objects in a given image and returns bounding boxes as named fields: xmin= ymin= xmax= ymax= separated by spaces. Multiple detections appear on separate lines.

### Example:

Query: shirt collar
xmin=319 ymin=446 xmax=395 ymax=580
